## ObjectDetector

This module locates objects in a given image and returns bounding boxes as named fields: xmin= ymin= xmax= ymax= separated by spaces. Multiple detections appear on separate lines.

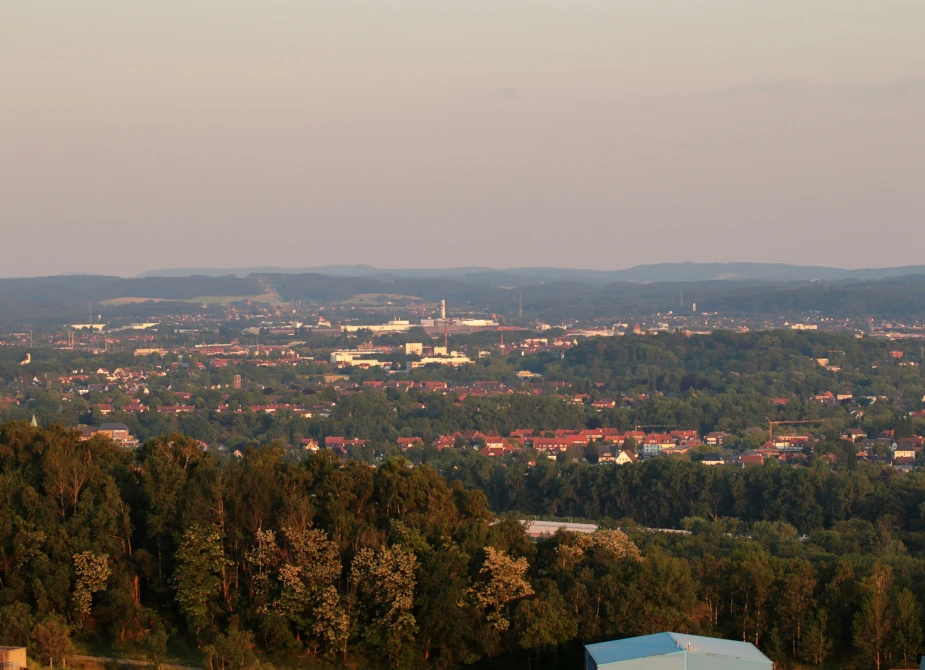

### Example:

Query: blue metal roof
xmin=585 ymin=632 xmax=772 ymax=665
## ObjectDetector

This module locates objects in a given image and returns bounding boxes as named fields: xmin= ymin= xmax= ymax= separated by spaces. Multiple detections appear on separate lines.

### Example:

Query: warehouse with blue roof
xmin=585 ymin=632 xmax=773 ymax=669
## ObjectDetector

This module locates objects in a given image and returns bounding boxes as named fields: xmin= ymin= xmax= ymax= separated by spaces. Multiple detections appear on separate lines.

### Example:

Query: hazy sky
xmin=2 ymin=1 xmax=924 ymax=277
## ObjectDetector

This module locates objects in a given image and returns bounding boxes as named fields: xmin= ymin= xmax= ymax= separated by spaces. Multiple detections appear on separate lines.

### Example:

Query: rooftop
xmin=586 ymin=632 xmax=771 ymax=667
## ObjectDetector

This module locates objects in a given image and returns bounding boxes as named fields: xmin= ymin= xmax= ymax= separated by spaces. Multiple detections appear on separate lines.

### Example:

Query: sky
xmin=2 ymin=1 xmax=924 ymax=277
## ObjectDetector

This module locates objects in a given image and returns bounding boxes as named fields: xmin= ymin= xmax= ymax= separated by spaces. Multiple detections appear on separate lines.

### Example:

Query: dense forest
xmin=3 ymin=423 xmax=925 ymax=669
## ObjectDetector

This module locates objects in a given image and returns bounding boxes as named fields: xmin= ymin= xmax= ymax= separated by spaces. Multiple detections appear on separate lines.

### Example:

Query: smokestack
xmin=440 ymin=299 xmax=446 ymax=320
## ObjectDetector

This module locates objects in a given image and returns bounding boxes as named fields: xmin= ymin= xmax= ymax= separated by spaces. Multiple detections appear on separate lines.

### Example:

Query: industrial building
xmin=585 ymin=632 xmax=772 ymax=670
xmin=522 ymin=520 xmax=597 ymax=539
xmin=342 ymin=319 xmax=411 ymax=333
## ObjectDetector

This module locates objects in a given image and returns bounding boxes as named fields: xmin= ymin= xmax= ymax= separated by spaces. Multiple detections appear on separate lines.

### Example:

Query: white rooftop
xmin=522 ymin=520 xmax=598 ymax=536
xmin=586 ymin=632 xmax=772 ymax=666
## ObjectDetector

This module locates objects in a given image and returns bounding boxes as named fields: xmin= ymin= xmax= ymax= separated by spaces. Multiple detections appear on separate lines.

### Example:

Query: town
xmin=2 ymin=293 xmax=924 ymax=474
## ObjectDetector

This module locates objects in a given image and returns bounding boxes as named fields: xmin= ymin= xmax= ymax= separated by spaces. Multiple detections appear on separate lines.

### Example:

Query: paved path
xmin=68 ymin=655 xmax=201 ymax=670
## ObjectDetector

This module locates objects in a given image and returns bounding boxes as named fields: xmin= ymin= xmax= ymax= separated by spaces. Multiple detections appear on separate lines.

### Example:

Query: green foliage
xmin=0 ymin=603 xmax=35 ymax=647
xmin=5 ymin=422 xmax=925 ymax=668
xmin=30 ymin=617 xmax=72 ymax=665
xmin=174 ymin=525 xmax=227 ymax=633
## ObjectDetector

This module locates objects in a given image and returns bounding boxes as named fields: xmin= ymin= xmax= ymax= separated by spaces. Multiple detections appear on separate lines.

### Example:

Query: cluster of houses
xmin=317 ymin=428 xmax=729 ymax=463
xmin=310 ymin=426 xmax=925 ymax=470
xmin=843 ymin=428 xmax=923 ymax=465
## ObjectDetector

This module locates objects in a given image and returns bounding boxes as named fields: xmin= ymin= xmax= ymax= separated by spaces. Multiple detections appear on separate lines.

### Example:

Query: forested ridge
xmin=3 ymin=423 xmax=925 ymax=669
xmin=6 ymin=273 xmax=925 ymax=327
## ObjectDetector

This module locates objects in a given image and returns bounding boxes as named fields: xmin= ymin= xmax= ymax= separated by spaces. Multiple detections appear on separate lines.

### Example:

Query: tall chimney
xmin=440 ymin=299 xmax=446 ymax=320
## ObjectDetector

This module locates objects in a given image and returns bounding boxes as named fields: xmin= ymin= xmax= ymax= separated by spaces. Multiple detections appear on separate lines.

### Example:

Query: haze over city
xmin=2 ymin=0 xmax=924 ymax=277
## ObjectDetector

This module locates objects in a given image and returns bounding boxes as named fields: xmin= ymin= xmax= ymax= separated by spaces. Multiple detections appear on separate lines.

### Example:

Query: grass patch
xmin=342 ymin=293 xmax=422 ymax=305
xmin=101 ymin=293 xmax=280 ymax=307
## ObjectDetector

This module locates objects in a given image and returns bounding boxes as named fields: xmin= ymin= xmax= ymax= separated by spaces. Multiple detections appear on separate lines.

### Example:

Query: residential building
xmin=699 ymin=453 xmax=727 ymax=466
xmin=893 ymin=446 xmax=916 ymax=460
xmin=738 ymin=450 xmax=765 ymax=467
xmin=397 ymin=437 xmax=424 ymax=450
xmin=614 ymin=449 xmax=637 ymax=465
xmin=80 ymin=423 xmax=139 ymax=449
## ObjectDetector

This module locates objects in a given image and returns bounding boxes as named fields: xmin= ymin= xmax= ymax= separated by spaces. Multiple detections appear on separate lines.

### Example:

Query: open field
xmin=101 ymin=292 xmax=280 ymax=306
xmin=341 ymin=292 xmax=423 ymax=305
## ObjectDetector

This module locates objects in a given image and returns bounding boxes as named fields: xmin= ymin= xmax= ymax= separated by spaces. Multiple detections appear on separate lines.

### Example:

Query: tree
xmin=72 ymin=551 xmax=111 ymax=623
xmin=349 ymin=544 xmax=418 ymax=660
xmin=30 ymin=617 xmax=72 ymax=666
xmin=466 ymin=547 xmax=534 ymax=633
xmin=516 ymin=580 xmax=578 ymax=652
xmin=891 ymin=588 xmax=922 ymax=670
xmin=203 ymin=625 xmax=257 ymax=670
xmin=0 ymin=603 xmax=34 ymax=647
xmin=275 ymin=524 xmax=348 ymax=656
xmin=853 ymin=563 xmax=893 ymax=670
xmin=137 ymin=618 xmax=170 ymax=670
xmin=245 ymin=528 xmax=278 ymax=607
xmin=799 ymin=611 xmax=833 ymax=666
xmin=729 ymin=551 xmax=774 ymax=647
xmin=777 ymin=558 xmax=816 ymax=656
xmin=174 ymin=524 xmax=227 ymax=634
xmin=142 ymin=439 xmax=190 ymax=577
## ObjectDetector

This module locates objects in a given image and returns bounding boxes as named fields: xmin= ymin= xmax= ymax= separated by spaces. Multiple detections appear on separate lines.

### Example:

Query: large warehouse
xmin=585 ymin=632 xmax=773 ymax=670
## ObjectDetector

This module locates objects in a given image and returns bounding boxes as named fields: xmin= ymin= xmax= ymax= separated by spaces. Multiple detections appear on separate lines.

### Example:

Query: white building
xmin=641 ymin=443 xmax=662 ymax=457
xmin=457 ymin=319 xmax=499 ymax=327
xmin=330 ymin=350 xmax=385 ymax=367
xmin=407 ymin=353 xmax=472 ymax=370
xmin=522 ymin=520 xmax=597 ymax=539
xmin=342 ymin=319 xmax=411 ymax=333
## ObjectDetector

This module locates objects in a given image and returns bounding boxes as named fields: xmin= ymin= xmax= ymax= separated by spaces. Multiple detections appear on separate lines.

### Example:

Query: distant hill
xmin=0 ymin=275 xmax=268 ymax=327
xmin=0 ymin=275 xmax=264 ymax=303
xmin=138 ymin=262 xmax=925 ymax=284
xmin=4 ymin=269 xmax=925 ymax=328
